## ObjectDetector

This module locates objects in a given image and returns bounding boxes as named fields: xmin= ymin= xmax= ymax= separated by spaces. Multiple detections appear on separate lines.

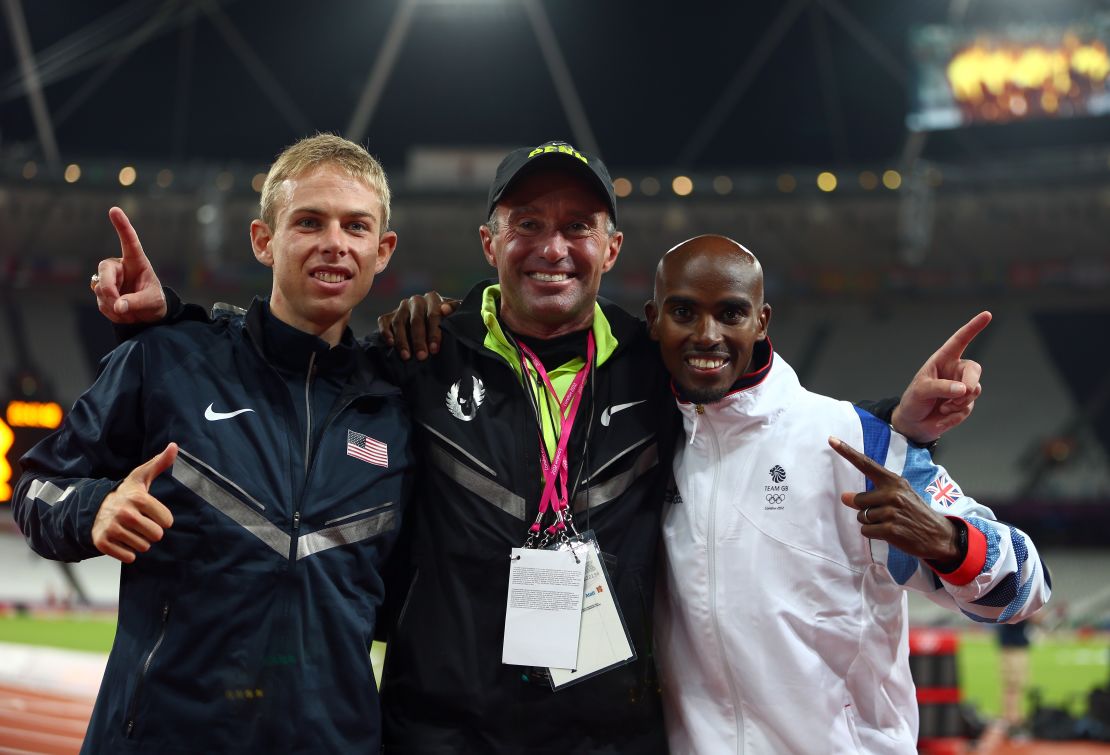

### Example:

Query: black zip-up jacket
xmin=12 ymin=300 xmax=412 ymax=753
xmin=378 ymin=281 xmax=678 ymax=754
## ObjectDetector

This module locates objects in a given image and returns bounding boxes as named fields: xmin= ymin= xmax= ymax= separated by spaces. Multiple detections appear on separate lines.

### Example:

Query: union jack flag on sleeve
xmin=854 ymin=408 xmax=1051 ymax=624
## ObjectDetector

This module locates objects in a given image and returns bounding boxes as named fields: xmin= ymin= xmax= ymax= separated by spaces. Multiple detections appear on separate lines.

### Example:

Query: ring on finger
xmin=90 ymin=273 xmax=100 ymax=289
xmin=862 ymin=507 xmax=871 ymax=524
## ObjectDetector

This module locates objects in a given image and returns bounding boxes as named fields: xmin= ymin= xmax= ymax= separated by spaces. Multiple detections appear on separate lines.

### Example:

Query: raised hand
xmin=92 ymin=443 xmax=178 ymax=563
xmin=828 ymin=436 xmax=959 ymax=562
xmin=891 ymin=311 xmax=991 ymax=444
xmin=91 ymin=207 xmax=168 ymax=323
xmin=376 ymin=291 xmax=459 ymax=360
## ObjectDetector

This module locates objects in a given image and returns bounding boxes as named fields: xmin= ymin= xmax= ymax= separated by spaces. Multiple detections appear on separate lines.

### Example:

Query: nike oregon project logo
xmin=600 ymin=400 xmax=646 ymax=427
xmin=204 ymin=403 xmax=256 ymax=421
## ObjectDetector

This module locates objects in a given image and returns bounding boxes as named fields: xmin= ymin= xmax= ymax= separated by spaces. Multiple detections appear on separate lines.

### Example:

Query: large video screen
xmin=908 ymin=17 xmax=1110 ymax=130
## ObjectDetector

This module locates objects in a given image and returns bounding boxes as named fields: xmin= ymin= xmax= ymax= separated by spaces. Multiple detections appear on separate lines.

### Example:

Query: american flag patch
xmin=925 ymin=472 xmax=962 ymax=506
xmin=347 ymin=429 xmax=388 ymax=468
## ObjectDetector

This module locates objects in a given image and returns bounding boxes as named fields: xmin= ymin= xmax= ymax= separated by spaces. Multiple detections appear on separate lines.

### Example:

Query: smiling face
xmin=646 ymin=235 xmax=771 ymax=404
xmin=250 ymin=162 xmax=397 ymax=345
xmin=479 ymin=167 xmax=622 ymax=338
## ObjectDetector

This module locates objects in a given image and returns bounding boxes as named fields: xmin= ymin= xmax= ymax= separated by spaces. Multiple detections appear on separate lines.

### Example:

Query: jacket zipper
xmin=124 ymin=601 xmax=170 ymax=737
xmin=289 ymin=353 xmax=317 ymax=561
xmin=701 ymin=410 xmax=745 ymax=751
xmin=303 ymin=352 xmax=317 ymax=475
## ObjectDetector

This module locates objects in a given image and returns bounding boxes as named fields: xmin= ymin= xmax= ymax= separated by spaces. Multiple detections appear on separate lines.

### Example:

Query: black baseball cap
xmin=486 ymin=140 xmax=618 ymax=225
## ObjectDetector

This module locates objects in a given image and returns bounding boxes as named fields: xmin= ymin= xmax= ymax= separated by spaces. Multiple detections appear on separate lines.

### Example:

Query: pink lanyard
xmin=518 ymin=332 xmax=595 ymax=547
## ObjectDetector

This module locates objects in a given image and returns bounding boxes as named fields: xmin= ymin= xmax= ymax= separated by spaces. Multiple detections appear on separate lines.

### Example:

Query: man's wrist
xmin=927 ymin=517 xmax=986 ymax=585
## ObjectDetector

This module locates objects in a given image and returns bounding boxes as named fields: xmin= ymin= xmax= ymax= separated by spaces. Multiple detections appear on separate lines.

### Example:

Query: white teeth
xmin=314 ymin=271 xmax=346 ymax=283
xmin=530 ymin=272 xmax=569 ymax=282
xmin=687 ymin=357 xmax=726 ymax=369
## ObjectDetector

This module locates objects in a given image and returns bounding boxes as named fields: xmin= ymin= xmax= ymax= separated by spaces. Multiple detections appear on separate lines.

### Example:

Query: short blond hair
xmin=260 ymin=133 xmax=392 ymax=230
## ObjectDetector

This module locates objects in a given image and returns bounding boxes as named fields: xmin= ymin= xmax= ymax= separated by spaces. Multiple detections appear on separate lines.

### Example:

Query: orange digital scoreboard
xmin=1 ymin=400 xmax=64 ymax=503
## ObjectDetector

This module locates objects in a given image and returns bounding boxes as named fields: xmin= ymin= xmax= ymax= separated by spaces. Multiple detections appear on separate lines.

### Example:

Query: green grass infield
xmin=0 ymin=616 xmax=1106 ymax=716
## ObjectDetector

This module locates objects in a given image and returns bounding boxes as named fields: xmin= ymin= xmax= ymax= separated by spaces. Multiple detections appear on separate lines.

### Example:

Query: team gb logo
xmin=446 ymin=376 xmax=486 ymax=421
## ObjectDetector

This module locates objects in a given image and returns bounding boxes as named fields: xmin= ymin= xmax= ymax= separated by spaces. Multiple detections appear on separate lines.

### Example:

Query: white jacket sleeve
xmin=857 ymin=409 xmax=1051 ymax=624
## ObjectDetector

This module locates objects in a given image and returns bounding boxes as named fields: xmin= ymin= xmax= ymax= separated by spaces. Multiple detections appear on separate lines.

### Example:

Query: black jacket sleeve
xmin=111 ymin=287 xmax=211 ymax=343
xmin=855 ymin=396 xmax=898 ymax=425
xmin=12 ymin=341 xmax=149 ymax=561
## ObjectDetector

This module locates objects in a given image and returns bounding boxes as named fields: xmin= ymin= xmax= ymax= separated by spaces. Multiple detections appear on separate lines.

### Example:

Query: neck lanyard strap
xmin=519 ymin=332 xmax=595 ymax=546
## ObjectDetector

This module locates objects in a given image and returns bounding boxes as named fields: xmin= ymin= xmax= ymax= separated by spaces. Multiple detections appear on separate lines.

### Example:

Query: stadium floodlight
xmin=908 ymin=16 xmax=1110 ymax=130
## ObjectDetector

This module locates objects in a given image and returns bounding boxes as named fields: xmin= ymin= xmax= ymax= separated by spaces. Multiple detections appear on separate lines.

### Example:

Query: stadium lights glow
xmin=859 ymin=171 xmax=878 ymax=190
xmin=776 ymin=174 xmax=796 ymax=193
xmin=672 ymin=176 xmax=694 ymax=196
xmin=6 ymin=400 xmax=63 ymax=429
xmin=157 ymin=169 xmax=174 ymax=188
xmin=251 ymin=173 xmax=267 ymax=193
xmin=197 ymin=204 xmax=218 ymax=224
xmin=119 ymin=166 xmax=137 ymax=187
xmin=22 ymin=161 xmax=37 ymax=179
xmin=0 ymin=418 xmax=11 ymax=502
xmin=640 ymin=177 xmax=661 ymax=196
xmin=712 ymin=176 xmax=733 ymax=195
xmin=64 ymin=164 xmax=81 ymax=183
xmin=612 ymin=177 xmax=632 ymax=198
xmin=882 ymin=170 xmax=902 ymax=190
xmin=816 ymin=172 xmax=837 ymax=192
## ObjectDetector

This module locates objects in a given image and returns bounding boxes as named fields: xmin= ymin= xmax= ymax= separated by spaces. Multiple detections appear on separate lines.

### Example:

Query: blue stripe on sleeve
xmin=852 ymin=407 xmax=891 ymax=492
xmin=886 ymin=546 xmax=919 ymax=585
xmin=998 ymin=574 xmax=1035 ymax=623
xmin=1010 ymin=527 xmax=1028 ymax=572
xmin=967 ymin=517 xmax=1001 ymax=571
xmin=901 ymin=445 xmax=940 ymax=502
xmin=960 ymin=608 xmax=1000 ymax=624
xmin=973 ymin=573 xmax=1018 ymax=607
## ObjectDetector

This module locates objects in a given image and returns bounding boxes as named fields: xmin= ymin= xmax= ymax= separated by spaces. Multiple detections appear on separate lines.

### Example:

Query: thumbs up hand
xmin=92 ymin=443 xmax=178 ymax=563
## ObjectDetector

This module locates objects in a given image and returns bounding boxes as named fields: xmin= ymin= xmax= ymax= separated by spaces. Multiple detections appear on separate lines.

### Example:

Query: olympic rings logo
xmin=765 ymin=494 xmax=786 ymax=504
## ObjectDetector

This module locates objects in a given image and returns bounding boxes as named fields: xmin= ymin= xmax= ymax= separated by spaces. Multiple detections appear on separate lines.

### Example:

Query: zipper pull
xmin=293 ymin=511 xmax=301 ymax=531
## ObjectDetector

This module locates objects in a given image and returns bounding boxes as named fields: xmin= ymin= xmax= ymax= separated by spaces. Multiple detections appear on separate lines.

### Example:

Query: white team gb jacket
xmin=656 ymin=349 xmax=1051 ymax=755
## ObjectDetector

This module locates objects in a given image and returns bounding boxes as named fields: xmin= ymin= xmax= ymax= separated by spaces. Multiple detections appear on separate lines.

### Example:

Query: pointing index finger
xmin=934 ymin=311 xmax=992 ymax=364
xmin=828 ymin=436 xmax=897 ymax=487
xmin=108 ymin=206 xmax=149 ymax=266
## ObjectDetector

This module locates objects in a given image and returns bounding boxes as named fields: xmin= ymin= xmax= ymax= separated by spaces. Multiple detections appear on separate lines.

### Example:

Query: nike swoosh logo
xmin=600 ymin=400 xmax=647 ymax=427
xmin=204 ymin=403 xmax=256 ymax=422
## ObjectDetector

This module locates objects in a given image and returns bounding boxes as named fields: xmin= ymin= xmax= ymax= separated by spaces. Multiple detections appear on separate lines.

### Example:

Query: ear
xmin=756 ymin=303 xmax=772 ymax=341
xmin=600 ymin=230 xmax=623 ymax=274
xmin=478 ymin=224 xmax=497 ymax=268
xmin=644 ymin=298 xmax=660 ymax=341
xmin=251 ymin=219 xmax=275 ymax=268
xmin=374 ymin=230 xmax=399 ymax=274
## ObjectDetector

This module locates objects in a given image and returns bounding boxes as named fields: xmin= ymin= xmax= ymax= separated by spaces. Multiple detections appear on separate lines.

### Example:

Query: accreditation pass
xmin=548 ymin=536 xmax=635 ymax=689
xmin=502 ymin=546 xmax=587 ymax=669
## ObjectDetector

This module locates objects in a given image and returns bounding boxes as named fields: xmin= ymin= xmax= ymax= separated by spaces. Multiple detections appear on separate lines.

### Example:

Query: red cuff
xmin=932 ymin=517 xmax=987 ymax=586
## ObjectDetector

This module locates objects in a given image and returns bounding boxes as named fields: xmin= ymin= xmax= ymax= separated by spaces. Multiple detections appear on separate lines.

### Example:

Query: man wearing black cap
xmin=374 ymin=140 xmax=678 ymax=752
xmin=90 ymin=138 xmax=983 ymax=753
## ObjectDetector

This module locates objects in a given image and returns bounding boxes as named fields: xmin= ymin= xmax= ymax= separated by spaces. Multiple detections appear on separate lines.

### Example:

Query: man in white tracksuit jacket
xmin=648 ymin=235 xmax=1051 ymax=754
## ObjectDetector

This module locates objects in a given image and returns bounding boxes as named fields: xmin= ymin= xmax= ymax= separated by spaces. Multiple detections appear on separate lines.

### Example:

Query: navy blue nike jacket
xmin=12 ymin=300 xmax=412 ymax=753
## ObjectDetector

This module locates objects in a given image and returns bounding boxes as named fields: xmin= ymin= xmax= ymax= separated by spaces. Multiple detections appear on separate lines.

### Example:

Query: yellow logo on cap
xmin=528 ymin=143 xmax=588 ymax=164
